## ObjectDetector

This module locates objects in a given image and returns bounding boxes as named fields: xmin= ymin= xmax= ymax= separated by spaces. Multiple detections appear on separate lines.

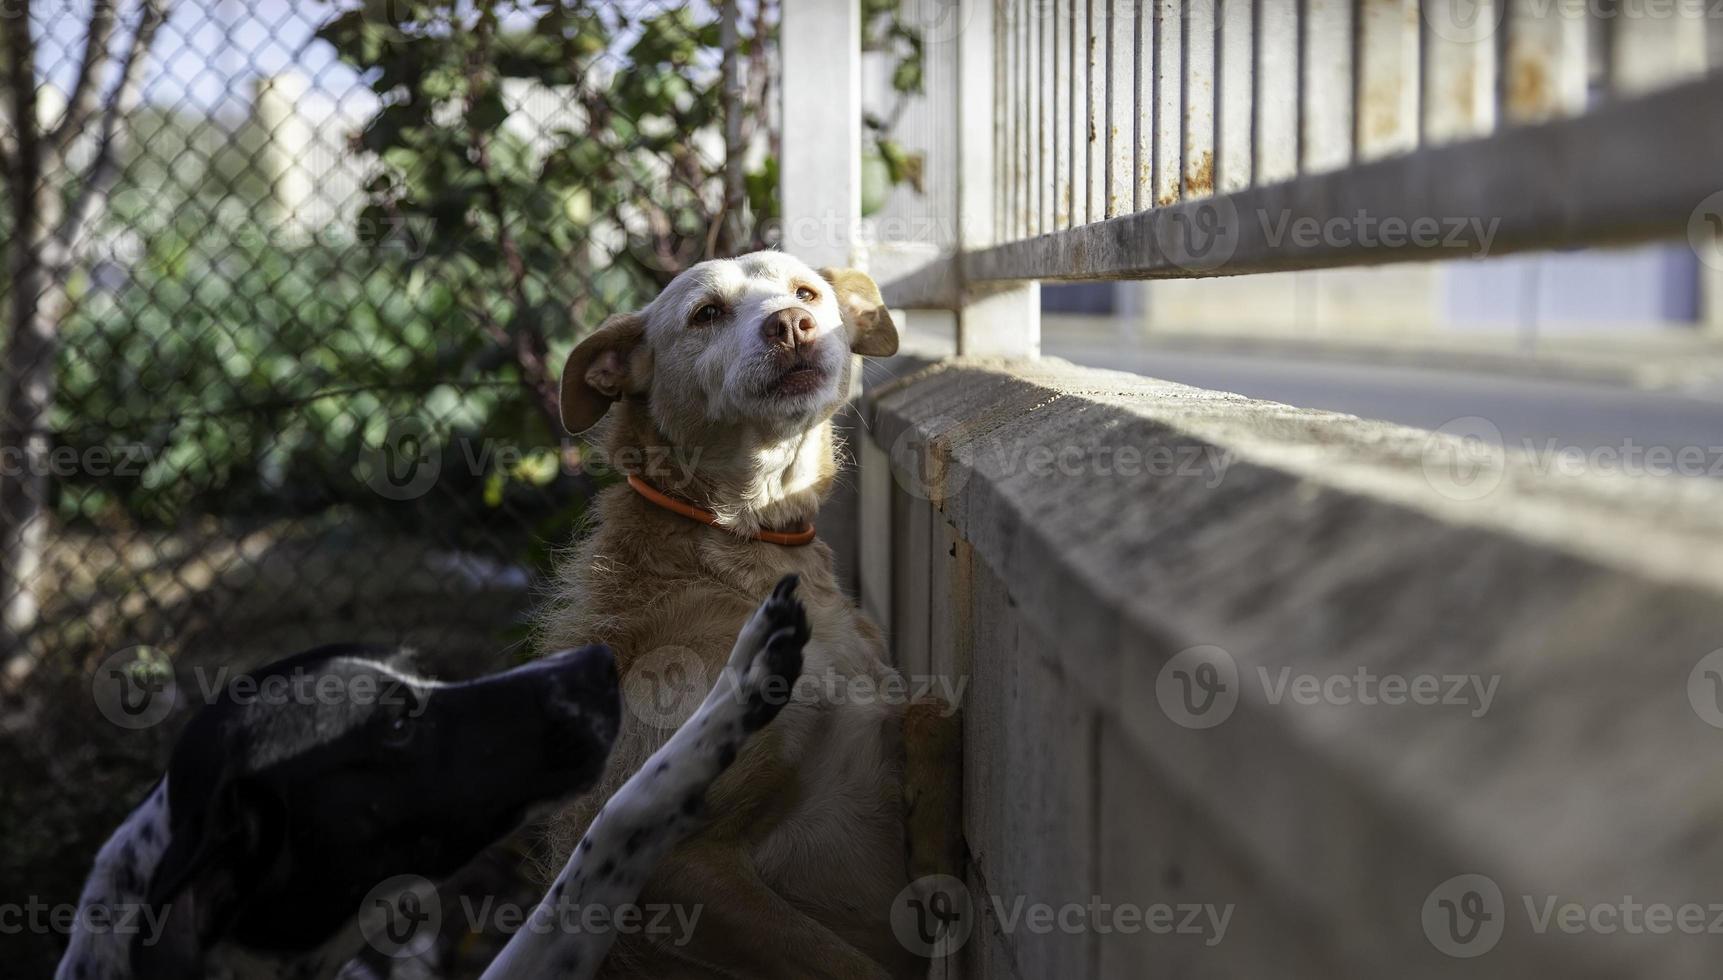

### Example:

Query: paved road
xmin=1045 ymin=342 xmax=1723 ymax=474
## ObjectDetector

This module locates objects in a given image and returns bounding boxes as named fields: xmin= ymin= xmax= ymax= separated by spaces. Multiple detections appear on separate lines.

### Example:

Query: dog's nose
xmin=761 ymin=308 xmax=817 ymax=350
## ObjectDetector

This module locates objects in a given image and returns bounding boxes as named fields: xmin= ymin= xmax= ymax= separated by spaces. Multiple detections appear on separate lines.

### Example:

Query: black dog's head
xmin=134 ymin=642 xmax=619 ymax=975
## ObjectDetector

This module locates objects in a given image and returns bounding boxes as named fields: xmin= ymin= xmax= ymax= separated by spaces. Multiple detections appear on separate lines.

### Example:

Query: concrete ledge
xmin=864 ymin=357 xmax=1723 ymax=979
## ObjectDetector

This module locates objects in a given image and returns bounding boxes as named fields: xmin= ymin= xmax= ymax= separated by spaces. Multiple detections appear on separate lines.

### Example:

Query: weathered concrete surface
xmin=866 ymin=356 xmax=1723 ymax=979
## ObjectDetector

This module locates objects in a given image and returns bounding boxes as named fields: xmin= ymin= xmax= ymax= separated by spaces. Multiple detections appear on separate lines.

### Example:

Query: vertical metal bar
xmin=1033 ymin=0 xmax=1047 ymax=232
xmin=1295 ymin=0 xmax=1307 ymax=173
xmin=1021 ymin=0 xmax=1032 ymax=239
xmin=1218 ymin=0 xmax=1253 ymax=193
xmin=1023 ymin=0 xmax=1034 ymax=236
xmin=1350 ymin=0 xmax=1367 ymax=160
xmin=780 ymin=0 xmax=860 ymax=268
xmin=1415 ymin=0 xmax=1428 ymax=147
xmin=1302 ymin=0 xmax=1354 ymax=173
xmin=1153 ymin=0 xmax=1182 ymax=206
xmin=1183 ymin=0 xmax=1215 ymax=200
xmin=1255 ymin=0 xmax=1299 ymax=184
xmin=960 ymin=0 xmax=1000 ymax=252
xmin=1136 ymin=0 xmax=1153 ymax=211
xmin=954 ymin=0 xmax=1038 ymax=359
xmin=1086 ymin=0 xmax=1105 ymax=223
xmin=1251 ymin=0 xmax=1264 ymax=186
xmin=1067 ymin=0 xmax=1084 ymax=227
xmin=1422 ymin=0 xmax=1495 ymax=144
xmin=996 ymin=0 xmax=1007 ymax=241
xmin=1047 ymin=0 xmax=1061 ymax=229
xmin=1612 ymin=3 xmax=1707 ymax=96
xmin=1500 ymin=0 xmax=1587 ymax=126
xmin=1106 ymin=0 xmax=1134 ymax=216
xmin=1354 ymin=0 xmax=1419 ymax=161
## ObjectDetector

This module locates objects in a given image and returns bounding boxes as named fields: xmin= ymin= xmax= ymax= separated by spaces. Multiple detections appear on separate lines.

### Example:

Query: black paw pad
xmin=762 ymin=575 xmax=812 ymax=646
xmin=742 ymin=627 xmax=805 ymax=732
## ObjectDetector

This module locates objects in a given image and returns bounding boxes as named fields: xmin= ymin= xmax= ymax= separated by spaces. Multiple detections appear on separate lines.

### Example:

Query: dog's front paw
xmin=723 ymin=574 xmax=808 ymax=732
xmin=727 ymin=573 xmax=809 ymax=670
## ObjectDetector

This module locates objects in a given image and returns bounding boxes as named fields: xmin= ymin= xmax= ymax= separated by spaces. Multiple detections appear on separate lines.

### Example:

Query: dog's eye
xmin=795 ymin=286 xmax=818 ymax=303
xmin=690 ymin=303 xmax=724 ymax=326
xmin=382 ymin=713 xmax=414 ymax=748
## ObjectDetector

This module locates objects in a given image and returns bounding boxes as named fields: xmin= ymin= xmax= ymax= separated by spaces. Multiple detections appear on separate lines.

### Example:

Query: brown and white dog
xmin=537 ymin=250 xmax=962 ymax=979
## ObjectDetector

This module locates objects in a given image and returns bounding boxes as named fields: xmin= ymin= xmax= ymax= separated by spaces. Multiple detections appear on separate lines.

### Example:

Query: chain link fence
xmin=0 ymin=1 xmax=778 ymax=972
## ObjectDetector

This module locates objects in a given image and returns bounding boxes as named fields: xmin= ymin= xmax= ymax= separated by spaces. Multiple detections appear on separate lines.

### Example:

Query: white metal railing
xmin=994 ymin=0 xmax=1717 ymax=238
xmin=781 ymin=1 xmax=1723 ymax=353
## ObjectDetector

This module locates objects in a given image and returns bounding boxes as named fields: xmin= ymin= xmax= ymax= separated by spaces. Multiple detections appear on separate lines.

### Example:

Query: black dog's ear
xmin=136 ymin=777 xmax=284 ymax=976
xmin=560 ymin=312 xmax=650 ymax=434
xmin=819 ymin=267 xmax=899 ymax=357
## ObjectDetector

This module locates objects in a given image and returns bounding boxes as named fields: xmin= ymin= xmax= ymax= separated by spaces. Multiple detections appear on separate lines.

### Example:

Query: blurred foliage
xmin=862 ymin=0 xmax=928 ymax=202
xmin=46 ymin=0 xmax=778 ymax=536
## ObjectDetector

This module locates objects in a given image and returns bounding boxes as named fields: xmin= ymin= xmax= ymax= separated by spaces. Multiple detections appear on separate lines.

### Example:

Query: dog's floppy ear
xmin=559 ymin=312 xmax=651 ymax=434
xmin=819 ymin=267 xmax=899 ymax=357
xmin=139 ymin=776 xmax=285 ymax=973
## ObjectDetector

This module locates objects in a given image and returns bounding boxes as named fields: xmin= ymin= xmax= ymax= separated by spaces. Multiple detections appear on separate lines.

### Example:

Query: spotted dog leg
xmin=479 ymin=575 xmax=808 ymax=980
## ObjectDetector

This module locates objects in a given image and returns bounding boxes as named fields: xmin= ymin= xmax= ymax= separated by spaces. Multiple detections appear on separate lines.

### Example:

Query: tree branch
xmin=48 ymin=0 xmax=167 ymax=269
xmin=46 ymin=0 xmax=120 ymax=161
xmin=1 ymin=0 xmax=39 ymax=185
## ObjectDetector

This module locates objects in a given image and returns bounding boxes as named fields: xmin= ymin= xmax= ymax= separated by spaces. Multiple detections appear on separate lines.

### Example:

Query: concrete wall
xmin=857 ymin=356 xmax=1723 ymax=979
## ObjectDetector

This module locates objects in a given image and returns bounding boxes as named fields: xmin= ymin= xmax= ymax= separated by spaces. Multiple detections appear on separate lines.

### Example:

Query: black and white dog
xmin=57 ymin=576 xmax=807 ymax=980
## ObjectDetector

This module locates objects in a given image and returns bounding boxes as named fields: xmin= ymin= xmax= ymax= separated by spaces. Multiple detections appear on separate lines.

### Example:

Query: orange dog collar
xmin=626 ymin=474 xmax=816 ymax=547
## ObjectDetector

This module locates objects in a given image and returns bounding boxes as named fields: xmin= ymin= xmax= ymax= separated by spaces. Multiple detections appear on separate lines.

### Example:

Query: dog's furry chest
xmin=746 ymin=606 xmax=910 ymax=930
